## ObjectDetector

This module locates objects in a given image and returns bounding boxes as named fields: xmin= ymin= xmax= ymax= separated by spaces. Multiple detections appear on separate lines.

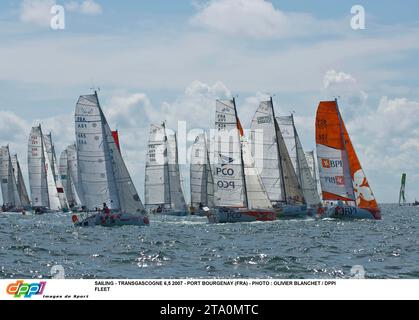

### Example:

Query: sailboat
xmin=315 ymin=100 xmax=381 ymax=220
xmin=28 ymin=125 xmax=62 ymax=214
xmin=145 ymin=123 xmax=189 ymax=216
xmin=73 ymin=91 xmax=149 ymax=227
xmin=399 ymin=173 xmax=407 ymax=206
xmin=250 ymin=98 xmax=307 ymax=218
xmin=60 ymin=145 xmax=83 ymax=210
xmin=11 ymin=154 xmax=31 ymax=210
xmin=305 ymin=150 xmax=322 ymax=202
xmin=190 ymin=133 xmax=214 ymax=216
xmin=0 ymin=146 xmax=29 ymax=212
xmin=207 ymin=99 xmax=276 ymax=223
xmin=44 ymin=133 xmax=68 ymax=211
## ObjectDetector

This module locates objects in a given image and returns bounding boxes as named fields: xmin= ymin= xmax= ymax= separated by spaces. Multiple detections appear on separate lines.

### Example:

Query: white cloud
xmin=66 ymin=0 xmax=102 ymax=15
xmin=323 ymin=70 xmax=368 ymax=119
xmin=190 ymin=0 xmax=343 ymax=39
xmin=20 ymin=0 xmax=56 ymax=27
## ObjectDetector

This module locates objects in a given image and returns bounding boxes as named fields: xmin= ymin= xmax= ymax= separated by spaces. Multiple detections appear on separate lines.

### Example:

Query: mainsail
xmin=0 ymin=146 xmax=21 ymax=208
xmin=44 ymin=133 xmax=67 ymax=209
xmin=399 ymin=173 xmax=407 ymax=206
xmin=190 ymin=133 xmax=213 ymax=208
xmin=67 ymin=144 xmax=84 ymax=206
xmin=250 ymin=100 xmax=283 ymax=204
xmin=12 ymin=154 xmax=31 ymax=207
xmin=60 ymin=148 xmax=79 ymax=207
xmin=75 ymin=92 xmax=144 ymax=213
xmin=42 ymin=134 xmax=62 ymax=210
xmin=305 ymin=151 xmax=322 ymax=201
xmin=315 ymin=100 xmax=378 ymax=210
xmin=145 ymin=124 xmax=171 ymax=207
xmin=28 ymin=125 xmax=49 ymax=208
xmin=242 ymin=139 xmax=272 ymax=210
xmin=250 ymin=99 xmax=305 ymax=206
xmin=167 ymin=133 xmax=188 ymax=211
xmin=212 ymin=99 xmax=247 ymax=208
xmin=277 ymin=115 xmax=320 ymax=206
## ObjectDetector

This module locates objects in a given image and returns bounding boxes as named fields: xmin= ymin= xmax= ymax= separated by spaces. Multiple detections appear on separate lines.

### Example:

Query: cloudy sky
xmin=1 ymin=0 xmax=418 ymax=204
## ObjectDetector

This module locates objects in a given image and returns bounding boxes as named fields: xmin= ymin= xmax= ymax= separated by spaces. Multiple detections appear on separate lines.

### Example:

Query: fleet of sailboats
xmin=1 ymin=91 xmax=398 ymax=224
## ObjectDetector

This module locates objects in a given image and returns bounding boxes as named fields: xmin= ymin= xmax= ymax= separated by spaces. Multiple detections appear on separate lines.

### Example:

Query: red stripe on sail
xmin=112 ymin=130 xmax=120 ymax=152
xmin=322 ymin=191 xmax=354 ymax=202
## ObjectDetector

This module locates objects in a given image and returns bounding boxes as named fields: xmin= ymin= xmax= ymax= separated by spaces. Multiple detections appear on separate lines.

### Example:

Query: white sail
xmin=212 ymin=99 xmax=247 ymax=208
xmin=67 ymin=144 xmax=83 ymax=206
xmin=145 ymin=124 xmax=170 ymax=207
xmin=250 ymin=100 xmax=283 ymax=204
xmin=0 ymin=147 xmax=11 ymax=205
xmin=277 ymin=116 xmax=299 ymax=180
xmin=28 ymin=126 xmax=49 ymax=208
xmin=275 ymin=118 xmax=305 ymax=205
xmin=305 ymin=151 xmax=322 ymax=202
xmin=0 ymin=146 xmax=21 ymax=207
xmin=60 ymin=149 xmax=75 ymax=206
xmin=44 ymin=134 xmax=68 ymax=209
xmin=42 ymin=135 xmax=61 ymax=211
xmin=277 ymin=115 xmax=319 ymax=206
xmin=190 ymin=134 xmax=209 ymax=207
xmin=75 ymin=93 xmax=120 ymax=211
xmin=12 ymin=155 xmax=31 ymax=207
xmin=167 ymin=133 xmax=187 ymax=211
xmin=103 ymin=123 xmax=145 ymax=213
xmin=242 ymin=140 xmax=272 ymax=209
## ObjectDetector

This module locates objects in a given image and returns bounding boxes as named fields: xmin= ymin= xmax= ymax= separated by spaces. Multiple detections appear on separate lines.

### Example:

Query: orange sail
xmin=315 ymin=101 xmax=355 ymax=202
xmin=341 ymin=121 xmax=379 ymax=210
xmin=316 ymin=100 xmax=379 ymax=215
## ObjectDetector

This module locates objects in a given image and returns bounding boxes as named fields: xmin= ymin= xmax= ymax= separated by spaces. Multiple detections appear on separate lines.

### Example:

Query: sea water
xmin=0 ymin=204 xmax=418 ymax=279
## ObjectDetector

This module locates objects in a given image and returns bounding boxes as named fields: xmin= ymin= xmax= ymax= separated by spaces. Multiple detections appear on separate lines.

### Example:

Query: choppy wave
xmin=0 ymin=204 xmax=418 ymax=279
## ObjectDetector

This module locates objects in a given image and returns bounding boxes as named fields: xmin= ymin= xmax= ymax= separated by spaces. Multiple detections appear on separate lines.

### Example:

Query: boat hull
xmin=320 ymin=205 xmax=381 ymax=220
xmin=207 ymin=208 xmax=276 ymax=224
xmin=73 ymin=212 xmax=150 ymax=227
xmin=275 ymin=205 xmax=309 ymax=219
xmin=151 ymin=208 xmax=189 ymax=216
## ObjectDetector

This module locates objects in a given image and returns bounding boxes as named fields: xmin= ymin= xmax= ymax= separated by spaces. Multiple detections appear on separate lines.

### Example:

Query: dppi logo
xmin=322 ymin=159 xmax=343 ymax=169
xmin=6 ymin=280 xmax=46 ymax=298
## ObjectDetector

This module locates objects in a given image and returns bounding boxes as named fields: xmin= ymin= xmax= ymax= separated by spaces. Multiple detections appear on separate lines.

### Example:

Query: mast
xmin=96 ymin=90 xmax=122 ymax=209
xmin=311 ymin=151 xmax=320 ymax=199
xmin=162 ymin=122 xmax=172 ymax=208
xmin=271 ymin=97 xmax=287 ymax=204
xmin=335 ymin=99 xmax=356 ymax=202
xmin=233 ymin=97 xmax=249 ymax=209
xmin=291 ymin=113 xmax=303 ymax=186
xmin=39 ymin=125 xmax=50 ymax=208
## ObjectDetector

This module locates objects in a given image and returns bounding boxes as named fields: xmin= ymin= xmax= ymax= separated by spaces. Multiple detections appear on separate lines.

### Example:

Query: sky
xmin=0 ymin=0 xmax=419 ymax=205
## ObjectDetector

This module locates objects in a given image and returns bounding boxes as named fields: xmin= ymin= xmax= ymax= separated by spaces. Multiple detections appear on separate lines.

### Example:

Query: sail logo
xmin=257 ymin=116 xmax=272 ymax=124
xmin=6 ymin=280 xmax=46 ymax=298
xmin=321 ymin=159 xmax=343 ymax=169
xmin=325 ymin=176 xmax=345 ymax=185
xmin=216 ymin=167 xmax=235 ymax=176
xmin=219 ymin=154 xmax=234 ymax=167
xmin=217 ymin=180 xmax=235 ymax=189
